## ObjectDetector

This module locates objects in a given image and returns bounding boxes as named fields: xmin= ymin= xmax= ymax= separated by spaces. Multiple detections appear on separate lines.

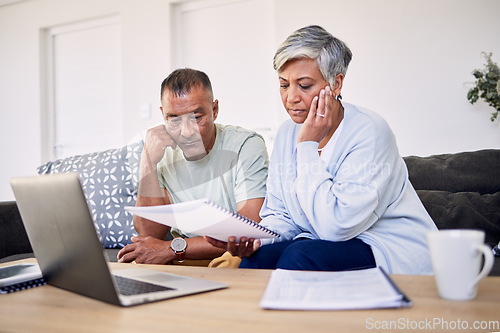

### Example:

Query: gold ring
xmin=316 ymin=113 xmax=325 ymax=118
xmin=131 ymin=260 xmax=136 ymax=264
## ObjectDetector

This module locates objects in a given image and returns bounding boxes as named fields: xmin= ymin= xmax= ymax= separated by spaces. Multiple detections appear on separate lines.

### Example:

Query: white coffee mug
xmin=427 ymin=229 xmax=494 ymax=300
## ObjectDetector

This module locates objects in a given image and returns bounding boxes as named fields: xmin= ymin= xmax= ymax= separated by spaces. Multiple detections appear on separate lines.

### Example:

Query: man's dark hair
xmin=160 ymin=68 xmax=213 ymax=99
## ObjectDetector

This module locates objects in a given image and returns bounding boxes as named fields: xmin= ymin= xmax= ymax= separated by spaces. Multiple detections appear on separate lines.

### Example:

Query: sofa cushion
xmin=417 ymin=190 xmax=500 ymax=248
xmin=404 ymin=149 xmax=500 ymax=194
xmin=37 ymin=141 xmax=143 ymax=248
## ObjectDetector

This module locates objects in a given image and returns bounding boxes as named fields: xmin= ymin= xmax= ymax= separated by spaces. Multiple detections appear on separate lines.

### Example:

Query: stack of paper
xmin=260 ymin=267 xmax=411 ymax=310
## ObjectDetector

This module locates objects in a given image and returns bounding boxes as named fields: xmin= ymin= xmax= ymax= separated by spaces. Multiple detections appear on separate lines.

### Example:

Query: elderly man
xmin=118 ymin=68 xmax=268 ymax=265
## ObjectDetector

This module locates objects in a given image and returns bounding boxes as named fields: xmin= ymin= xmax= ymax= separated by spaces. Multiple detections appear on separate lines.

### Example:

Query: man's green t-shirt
xmin=157 ymin=124 xmax=269 ymax=238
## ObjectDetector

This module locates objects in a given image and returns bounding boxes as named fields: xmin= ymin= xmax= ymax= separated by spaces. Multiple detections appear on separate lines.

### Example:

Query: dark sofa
xmin=403 ymin=149 xmax=500 ymax=275
xmin=1 ymin=147 xmax=499 ymax=275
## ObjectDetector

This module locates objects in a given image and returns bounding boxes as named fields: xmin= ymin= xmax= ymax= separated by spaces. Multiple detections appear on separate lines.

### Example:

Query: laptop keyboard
xmin=113 ymin=275 xmax=174 ymax=296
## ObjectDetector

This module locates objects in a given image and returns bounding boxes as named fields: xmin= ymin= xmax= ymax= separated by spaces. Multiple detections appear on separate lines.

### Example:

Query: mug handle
xmin=469 ymin=244 xmax=494 ymax=290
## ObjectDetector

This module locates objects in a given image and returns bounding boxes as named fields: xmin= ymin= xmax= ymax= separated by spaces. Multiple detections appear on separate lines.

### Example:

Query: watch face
xmin=171 ymin=237 xmax=187 ymax=252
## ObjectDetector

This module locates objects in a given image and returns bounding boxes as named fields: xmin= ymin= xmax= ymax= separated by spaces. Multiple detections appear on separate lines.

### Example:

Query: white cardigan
xmin=259 ymin=102 xmax=437 ymax=274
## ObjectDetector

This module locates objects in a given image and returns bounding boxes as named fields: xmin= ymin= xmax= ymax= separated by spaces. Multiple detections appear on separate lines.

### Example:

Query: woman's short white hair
xmin=273 ymin=25 xmax=352 ymax=87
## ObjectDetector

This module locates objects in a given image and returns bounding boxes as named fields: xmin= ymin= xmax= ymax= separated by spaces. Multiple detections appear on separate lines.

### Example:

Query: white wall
xmin=1 ymin=0 xmax=499 ymax=201
xmin=275 ymin=0 xmax=500 ymax=157
xmin=0 ymin=0 xmax=172 ymax=201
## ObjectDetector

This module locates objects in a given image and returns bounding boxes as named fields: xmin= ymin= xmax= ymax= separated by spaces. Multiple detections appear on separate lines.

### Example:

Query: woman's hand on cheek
xmin=297 ymin=86 xmax=333 ymax=144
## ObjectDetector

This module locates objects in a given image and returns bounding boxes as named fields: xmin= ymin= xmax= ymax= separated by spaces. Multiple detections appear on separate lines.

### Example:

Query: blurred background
xmin=1 ymin=0 xmax=499 ymax=200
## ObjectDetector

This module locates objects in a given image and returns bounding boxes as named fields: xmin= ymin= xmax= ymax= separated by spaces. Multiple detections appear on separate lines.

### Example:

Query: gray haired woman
xmin=208 ymin=25 xmax=437 ymax=274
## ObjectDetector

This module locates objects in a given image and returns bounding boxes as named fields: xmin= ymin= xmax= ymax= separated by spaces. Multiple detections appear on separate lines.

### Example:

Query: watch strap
xmin=175 ymin=250 xmax=185 ymax=263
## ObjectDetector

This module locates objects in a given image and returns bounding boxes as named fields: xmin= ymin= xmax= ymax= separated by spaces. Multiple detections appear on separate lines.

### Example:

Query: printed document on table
xmin=259 ymin=267 xmax=411 ymax=310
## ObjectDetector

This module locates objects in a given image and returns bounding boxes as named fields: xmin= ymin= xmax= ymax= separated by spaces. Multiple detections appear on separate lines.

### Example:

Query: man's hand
xmin=117 ymin=236 xmax=174 ymax=264
xmin=205 ymin=236 xmax=260 ymax=259
xmin=134 ymin=124 xmax=174 ymax=236
xmin=143 ymin=124 xmax=177 ymax=165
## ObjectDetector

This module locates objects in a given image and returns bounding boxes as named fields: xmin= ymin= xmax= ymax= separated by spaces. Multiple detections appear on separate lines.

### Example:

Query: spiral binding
xmin=205 ymin=200 xmax=280 ymax=238
xmin=0 ymin=277 xmax=47 ymax=294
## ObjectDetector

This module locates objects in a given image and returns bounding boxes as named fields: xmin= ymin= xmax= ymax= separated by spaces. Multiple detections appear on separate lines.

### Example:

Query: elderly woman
xmin=208 ymin=25 xmax=437 ymax=274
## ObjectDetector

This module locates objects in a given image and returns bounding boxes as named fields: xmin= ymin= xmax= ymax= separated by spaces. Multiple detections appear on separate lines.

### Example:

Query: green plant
xmin=467 ymin=52 xmax=500 ymax=121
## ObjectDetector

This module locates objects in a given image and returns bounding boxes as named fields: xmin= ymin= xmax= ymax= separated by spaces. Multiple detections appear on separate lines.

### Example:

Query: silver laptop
xmin=9 ymin=172 xmax=227 ymax=307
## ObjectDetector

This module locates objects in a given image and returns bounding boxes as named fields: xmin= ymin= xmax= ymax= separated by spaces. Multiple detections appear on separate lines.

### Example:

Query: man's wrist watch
xmin=170 ymin=237 xmax=187 ymax=263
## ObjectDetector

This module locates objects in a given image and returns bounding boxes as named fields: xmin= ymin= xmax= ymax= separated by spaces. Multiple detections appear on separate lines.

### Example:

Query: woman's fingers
xmin=307 ymin=96 xmax=319 ymax=122
xmin=227 ymin=236 xmax=238 ymax=255
xmin=323 ymin=86 xmax=332 ymax=119
xmin=239 ymin=237 xmax=254 ymax=258
xmin=317 ymin=86 xmax=333 ymax=119
xmin=225 ymin=237 xmax=258 ymax=259
xmin=204 ymin=236 xmax=227 ymax=249
xmin=297 ymin=85 xmax=337 ymax=144
xmin=253 ymin=239 xmax=261 ymax=252
xmin=242 ymin=238 xmax=256 ymax=258
xmin=236 ymin=237 xmax=248 ymax=258
xmin=316 ymin=89 xmax=326 ymax=117
xmin=205 ymin=235 xmax=258 ymax=259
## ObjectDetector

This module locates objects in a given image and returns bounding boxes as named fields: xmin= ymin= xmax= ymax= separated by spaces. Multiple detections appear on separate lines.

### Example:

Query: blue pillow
xmin=37 ymin=141 xmax=143 ymax=248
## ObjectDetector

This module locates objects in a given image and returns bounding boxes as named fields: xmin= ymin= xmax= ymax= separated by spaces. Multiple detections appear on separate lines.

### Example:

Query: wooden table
xmin=1 ymin=259 xmax=499 ymax=333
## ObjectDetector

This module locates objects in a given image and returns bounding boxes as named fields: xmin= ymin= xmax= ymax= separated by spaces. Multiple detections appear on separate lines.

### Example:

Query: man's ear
xmin=159 ymin=106 xmax=168 ymax=121
xmin=332 ymin=73 xmax=344 ymax=98
xmin=212 ymin=99 xmax=219 ymax=121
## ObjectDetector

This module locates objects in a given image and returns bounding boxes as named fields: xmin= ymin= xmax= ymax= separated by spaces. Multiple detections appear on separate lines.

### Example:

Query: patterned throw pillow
xmin=37 ymin=141 xmax=143 ymax=248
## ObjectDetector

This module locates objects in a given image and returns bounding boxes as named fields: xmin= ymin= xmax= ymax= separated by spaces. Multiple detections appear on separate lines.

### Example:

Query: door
xmin=43 ymin=16 xmax=123 ymax=161
xmin=171 ymin=0 xmax=280 ymax=151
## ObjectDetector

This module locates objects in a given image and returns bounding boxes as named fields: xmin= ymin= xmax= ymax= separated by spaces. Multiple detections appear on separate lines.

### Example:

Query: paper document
xmin=126 ymin=199 xmax=279 ymax=242
xmin=260 ymin=267 xmax=411 ymax=310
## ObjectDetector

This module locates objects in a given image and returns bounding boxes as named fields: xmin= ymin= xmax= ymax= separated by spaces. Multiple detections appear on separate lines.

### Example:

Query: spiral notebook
xmin=0 ymin=263 xmax=46 ymax=294
xmin=125 ymin=199 xmax=280 ymax=242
